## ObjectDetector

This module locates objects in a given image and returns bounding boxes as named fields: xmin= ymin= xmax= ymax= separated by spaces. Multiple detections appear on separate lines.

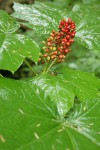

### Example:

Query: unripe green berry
xmin=49 ymin=36 xmax=53 ymax=40
xmin=60 ymin=46 xmax=63 ymax=49
xmin=38 ymin=58 xmax=41 ymax=62
xmin=52 ymin=47 xmax=56 ymax=51
xmin=43 ymin=47 xmax=46 ymax=50
xmin=50 ymin=47 xmax=53 ymax=50
xmin=42 ymin=41 xmax=45 ymax=44
xmin=47 ymin=56 xmax=50 ymax=61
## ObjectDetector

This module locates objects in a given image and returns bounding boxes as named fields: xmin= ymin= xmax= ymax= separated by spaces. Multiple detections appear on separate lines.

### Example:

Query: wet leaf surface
xmin=0 ymin=10 xmax=39 ymax=73
xmin=30 ymin=67 xmax=100 ymax=117
xmin=12 ymin=2 xmax=64 ymax=34
xmin=69 ymin=4 xmax=100 ymax=51
xmin=0 ymin=77 xmax=100 ymax=150
xmin=13 ymin=3 xmax=100 ymax=51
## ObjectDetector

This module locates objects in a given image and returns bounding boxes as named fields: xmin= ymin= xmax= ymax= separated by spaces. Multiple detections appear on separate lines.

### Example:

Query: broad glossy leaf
xmin=12 ymin=2 xmax=65 ymax=34
xmin=31 ymin=74 xmax=75 ymax=117
xmin=0 ymin=78 xmax=100 ymax=150
xmin=13 ymin=3 xmax=100 ymax=51
xmin=30 ymin=68 xmax=100 ymax=116
xmin=0 ymin=10 xmax=39 ymax=73
xmin=69 ymin=5 xmax=100 ymax=51
xmin=57 ymin=67 xmax=100 ymax=99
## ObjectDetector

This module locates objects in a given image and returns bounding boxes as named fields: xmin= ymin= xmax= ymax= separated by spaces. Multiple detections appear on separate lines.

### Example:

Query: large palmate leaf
xmin=69 ymin=4 xmax=100 ymax=51
xmin=0 ymin=77 xmax=100 ymax=150
xmin=30 ymin=67 xmax=100 ymax=116
xmin=0 ymin=10 xmax=39 ymax=73
xmin=13 ymin=2 xmax=100 ymax=51
xmin=12 ymin=2 xmax=65 ymax=34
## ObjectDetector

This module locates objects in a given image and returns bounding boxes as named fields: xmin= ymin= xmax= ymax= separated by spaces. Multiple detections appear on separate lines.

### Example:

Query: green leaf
xmin=66 ymin=98 xmax=100 ymax=150
xmin=0 ymin=78 xmax=100 ymax=150
xmin=69 ymin=4 xmax=100 ymax=51
xmin=12 ymin=2 xmax=65 ymax=34
xmin=30 ymin=67 xmax=100 ymax=116
xmin=57 ymin=67 xmax=100 ymax=99
xmin=83 ymin=0 xmax=100 ymax=4
xmin=13 ymin=3 xmax=100 ymax=51
xmin=31 ymin=74 xmax=75 ymax=117
xmin=0 ymin=10 xmax=39 ymax=73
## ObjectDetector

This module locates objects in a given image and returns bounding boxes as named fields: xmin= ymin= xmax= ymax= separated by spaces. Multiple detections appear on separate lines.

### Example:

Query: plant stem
xmin=45 ymin=59 xmax=57 ymax=74
xmin=42 ymin=63 xmax=49 ymax=74
xmin=0 ymin=74 xmax=3 ymax=77
xmin=24 ymin=59 xmax=37 ymax=76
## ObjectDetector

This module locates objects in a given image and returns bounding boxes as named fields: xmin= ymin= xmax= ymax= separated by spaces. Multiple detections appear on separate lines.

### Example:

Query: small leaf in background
xmin=67 ymin=47 xmax=100 ymax=76
xmin=0 ymin=78 xmax=100 ymax=150
xmin=30 ymin=67 xmax=100 ymax=117
xmin=12 ymin=2 xmax=65 ymax=34
xmin=0 ymin=10 xmax=40 ymax=73
xmin=82 ymin=0 xmax=100 ymax=4
xmin=69 ymin=4 xmax=100 ymax=51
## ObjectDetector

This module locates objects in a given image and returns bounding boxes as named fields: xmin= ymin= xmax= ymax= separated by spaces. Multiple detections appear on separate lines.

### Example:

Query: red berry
xmin=59 ymin=55 xmax=63 ymax=59
xmin=51 ymin=55 xmax=55 ymax=60
xmin=65 ymin=49 xmax=69 ymax=53
xmin=45 ymin=49 xmax=49 ymax=52
xmin=66 ymin=42 xmax=70 ymax=46
xmin=62 ymin=41 xmax=65 ymax=45
xmin=71 ymin=33 xmax=75 ymax=38
xmin=50 ymin=33 xmax=55 ymax=37
xmin=47 ymin=38 xmax=51 ymax=42
xmin=47 ymin=42 xmax=51 ymax=46
xmin=69 ymin=39 xmax=74 ymax=43
xmin=59 ymin=49 xmax=63 ymax=53
xmin=68 ymin=18 xmax=72 ymax=24
xmin=66 ymin=35 xmax=70 ymax=39
xmin=53 ymin=51 xmax=58 ymax=55
xmin=40 ymin=18 xmax=76 ymax=64
xmin=44 ymin=53 xmax=48 ymax=57
xmin=52 ymin=30 xmax=55 ymax=33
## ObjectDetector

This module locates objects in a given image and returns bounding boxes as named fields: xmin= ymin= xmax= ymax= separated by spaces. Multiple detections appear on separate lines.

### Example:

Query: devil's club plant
xmin=0 ymin=2 xmax=100 ymax=150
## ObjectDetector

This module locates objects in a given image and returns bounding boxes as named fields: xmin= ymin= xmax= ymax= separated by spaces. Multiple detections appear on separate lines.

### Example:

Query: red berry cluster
xmin=39 ymin=18 xmax=76 ymax=63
